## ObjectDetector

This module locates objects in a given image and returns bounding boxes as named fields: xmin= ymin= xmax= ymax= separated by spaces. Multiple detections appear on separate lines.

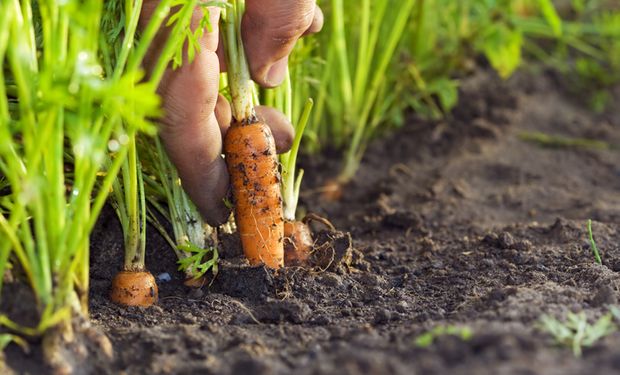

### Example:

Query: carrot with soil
xmin=263 ymin=72 xmax=316 ymax=265
xmin=108 ymin=140 xmax=158 ymax=307
xmin=0 ymin=0 xmax=200 ymax=368
xmin=107 ymin=0 xmax=216 ymax=305
xmin=221 ymin=0 xmax=284 ymax=269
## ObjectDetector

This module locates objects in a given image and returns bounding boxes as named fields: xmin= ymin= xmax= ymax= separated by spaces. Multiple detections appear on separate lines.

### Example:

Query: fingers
xmin=255 ymin=106 xmax=294 ymax=153
xmin=159 ymin=49 xmax=232 ymax=226
xmin=144 ymin=4 xmax=232 ymax=226
xmin=215 ymin=94 xmax=232 ymax=135
xmin=242 ymin=0 xmax=322 ymax=87
xmin=216 ymin=105 xmax=294 ymax=154
xmin=303 ymin=6 xmax=324 ymax=36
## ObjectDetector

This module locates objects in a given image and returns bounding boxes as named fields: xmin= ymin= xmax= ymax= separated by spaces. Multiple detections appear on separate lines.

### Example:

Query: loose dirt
xmin=4 ymin=67 xmax=620 ymax=374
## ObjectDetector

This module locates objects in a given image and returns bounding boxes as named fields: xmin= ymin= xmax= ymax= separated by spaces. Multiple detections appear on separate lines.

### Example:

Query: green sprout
xmin=0 ymin=333 xmax=28 ymax=352
xmin=312 ymin=0 xmax=417 ymax=183
xmin=415 ymin=325 xmax=473 ymax=348
xmin=141 ymin=137 xmax=218 ymax=281
xmin=262 ymin=69 xmax=313 ymax=221
xmin=106 ymin=0 xmax=217 ymax=278
xmin=0 ymin=0 xmax=212 ymax=363
xmin=539 ymin=311 xmax=615 ymax=357
xmin=297 ymin=0 xmax=620 ymax=182
xmin=176 ymin=242 xmax=219 ymax=281
xmin=587 ymin=219 xmax=602 ymax=265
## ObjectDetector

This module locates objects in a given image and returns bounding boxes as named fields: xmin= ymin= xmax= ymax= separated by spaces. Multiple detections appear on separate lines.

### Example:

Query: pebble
xmin=374 ymin=308 xmax=392 ymax=324
xmin=320 ymin=273 xmax=343 ymax=288
xmin=188 ymin=288 xmax=204 ymax=299
xmin=157 ymin=272 xmax=172 ymax=282
xmin=592 ymin=284 xmax=617 ymax=306
xmin=498 ymin=232 xmax=515 ymax=249
xmin=396 ymin=301 xmax=409 ymax=313
xmin=311 ymin=314 xmax=332 ymax=325
xmin=180 ymin=313 xmax=197 ymax=324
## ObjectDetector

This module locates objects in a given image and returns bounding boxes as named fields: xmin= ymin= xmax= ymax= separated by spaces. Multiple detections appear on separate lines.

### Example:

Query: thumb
xmin=242 ymin=0 xmax=322 ymax=87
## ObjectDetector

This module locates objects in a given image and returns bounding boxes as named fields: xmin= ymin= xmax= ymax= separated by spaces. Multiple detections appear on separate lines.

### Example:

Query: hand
xmin=140 ymin=1 xmax=323 ymax=226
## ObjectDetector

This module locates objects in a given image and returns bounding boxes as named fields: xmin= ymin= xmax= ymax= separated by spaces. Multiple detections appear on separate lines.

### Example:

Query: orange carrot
xmin=110 ymin=270 xmax=158 ymax=307
xmin=320 ymin=178 xmax=344 ymax=201
xmin=283 ymin=213 xmax=335 ymax=266
xmin=224 ymin=120 xmax=284 ymax=269
xmin=283 ymin=220 xmax=313 ymax=266
xmin=221 ymin=0 xmax=284 ymax=268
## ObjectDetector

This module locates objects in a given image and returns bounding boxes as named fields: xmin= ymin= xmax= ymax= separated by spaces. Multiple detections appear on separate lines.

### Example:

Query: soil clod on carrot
xmin=284 ymin=213 xmax=337 ymax=267
xmin=110 ymin=270 xmax=158 ymax=307
xmin=309 ymin=231 xmax=360 ymax=273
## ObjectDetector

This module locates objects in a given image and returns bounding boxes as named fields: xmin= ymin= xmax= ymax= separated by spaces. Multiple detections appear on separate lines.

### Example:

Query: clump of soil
xmin=4 ymin=68 xmax=620 ymax=374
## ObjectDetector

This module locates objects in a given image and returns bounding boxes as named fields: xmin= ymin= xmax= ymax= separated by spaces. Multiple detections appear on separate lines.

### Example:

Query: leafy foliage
xmin=177 ymin=242 xmax=219 ymax=280
xmin=539 ymin=311 xmax=616 ymax=357
xmin=0 ymin=0 xmax=206 ymax=337
xmin=295 ymin=0 xmax=620 ymax=180
xmin=415 ymin=325 xmax=473 ymax=348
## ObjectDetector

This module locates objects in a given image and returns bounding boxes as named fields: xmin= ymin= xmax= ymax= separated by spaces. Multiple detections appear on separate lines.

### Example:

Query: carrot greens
xmin=0 ymin=0 xmax=211 ymax=356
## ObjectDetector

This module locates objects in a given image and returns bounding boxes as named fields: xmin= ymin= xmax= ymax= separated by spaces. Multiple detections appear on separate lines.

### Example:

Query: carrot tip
xmin=183 ymin=275 xmax=207 ymax=288
xmin=320 ymin=179 xmax=343 ymax=202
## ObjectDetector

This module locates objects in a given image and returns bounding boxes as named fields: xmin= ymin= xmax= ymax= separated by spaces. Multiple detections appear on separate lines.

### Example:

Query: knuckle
xmin=273 ymin=7 xmax=315 ymax=41
xmin=247 ymin=1 xmax=316 ymax=43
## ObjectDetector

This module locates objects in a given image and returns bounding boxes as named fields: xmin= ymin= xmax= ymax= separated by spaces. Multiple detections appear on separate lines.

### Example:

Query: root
xmin=310 ymin=231 xmax=354 ymax=274
xmin=42 ymin=315 xmax=113 ymax=375
xmin=302 ymin=213 xmax=336 ymax=231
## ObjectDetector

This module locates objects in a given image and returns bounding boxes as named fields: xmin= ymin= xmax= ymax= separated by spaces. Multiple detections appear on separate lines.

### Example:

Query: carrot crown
xmin=222 ymin=0 xmax=257 ymax=123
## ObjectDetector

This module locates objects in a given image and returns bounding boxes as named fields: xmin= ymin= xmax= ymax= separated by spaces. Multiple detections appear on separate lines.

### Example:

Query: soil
xmin=4 ymin=67 xmax=620 ymax=374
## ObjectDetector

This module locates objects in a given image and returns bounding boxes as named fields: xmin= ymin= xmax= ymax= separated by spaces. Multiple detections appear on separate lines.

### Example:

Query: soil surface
xmin=4 ymin=68 xmax=620 ymax=374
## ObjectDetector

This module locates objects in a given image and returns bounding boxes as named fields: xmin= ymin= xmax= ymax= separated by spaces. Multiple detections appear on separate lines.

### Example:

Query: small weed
xmin=415 ymin=325 xmax=473 ymax=348
xmin=0 ymin=333 xmax=28 ymax=352
xmin=587 ymin=219 xmax=602 ymax=264
xmin=538 ymin=311 xmax=615 ymax=357
xmin=518 ymin=131 xmax=615 ymax=151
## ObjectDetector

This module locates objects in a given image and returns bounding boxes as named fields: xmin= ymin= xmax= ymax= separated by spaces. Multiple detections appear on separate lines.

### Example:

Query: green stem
xmin=341 ymin=0 xmax=416 ymax=182
xmin=113 ymin=0 xmax=144 ymax=80
xmin=223 ymin=0 xmax=256 ymax=121
xmin=122 ymin=128 xmax=144 ymax=271
xmin=282 ymin=99 xmax=313 ymax=220
xmin=587 ymin=219 xmax=602 ymax=265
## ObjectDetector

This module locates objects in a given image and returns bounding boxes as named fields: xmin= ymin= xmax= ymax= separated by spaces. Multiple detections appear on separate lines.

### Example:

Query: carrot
xmin=110 ymin=270 xmax=158 ymax=307
xmin=320 ymin=178 xmax=344 ymax=201
xmin=283 ymin=213 xmax=335 ymax=266
xmin=283 ymin=220 xmax=313 ymax=266
xmin=224 ymin=120 xmax=284 ymax=268
xmin=221 ymin=0 xmax=284 ymax=268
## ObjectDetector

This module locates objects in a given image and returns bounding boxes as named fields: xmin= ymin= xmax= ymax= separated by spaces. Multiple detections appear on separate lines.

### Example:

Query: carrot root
xmin=110 ymin=270 xmax=158 ymax=307
xmin=284 ymin=214 xmax=336 ymax=266
xmin=224 ymin=121 xmax=284 ymax=269
xmin=284 ymin=220 xmax=313 ymax=266
xmin=320 ymin=179 xmax=343 ymax=201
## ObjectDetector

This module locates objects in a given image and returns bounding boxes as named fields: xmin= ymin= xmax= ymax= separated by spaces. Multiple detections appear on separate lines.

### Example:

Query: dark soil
xmin=5 ymin=67 xmax=620 ymax=374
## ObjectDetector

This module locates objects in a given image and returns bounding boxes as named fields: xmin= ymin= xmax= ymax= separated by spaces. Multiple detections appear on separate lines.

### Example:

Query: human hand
xmin=140 ymin=1 xmax=323 ymax=226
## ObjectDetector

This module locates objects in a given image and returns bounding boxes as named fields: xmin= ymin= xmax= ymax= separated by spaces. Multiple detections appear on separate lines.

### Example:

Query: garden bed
xmin=5 ymin=67 xmax=620 ymax=374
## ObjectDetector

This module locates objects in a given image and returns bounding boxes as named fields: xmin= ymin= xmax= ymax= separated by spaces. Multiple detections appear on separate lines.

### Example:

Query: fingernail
xmin=263 ymin=58 xmax=288 ymax=87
